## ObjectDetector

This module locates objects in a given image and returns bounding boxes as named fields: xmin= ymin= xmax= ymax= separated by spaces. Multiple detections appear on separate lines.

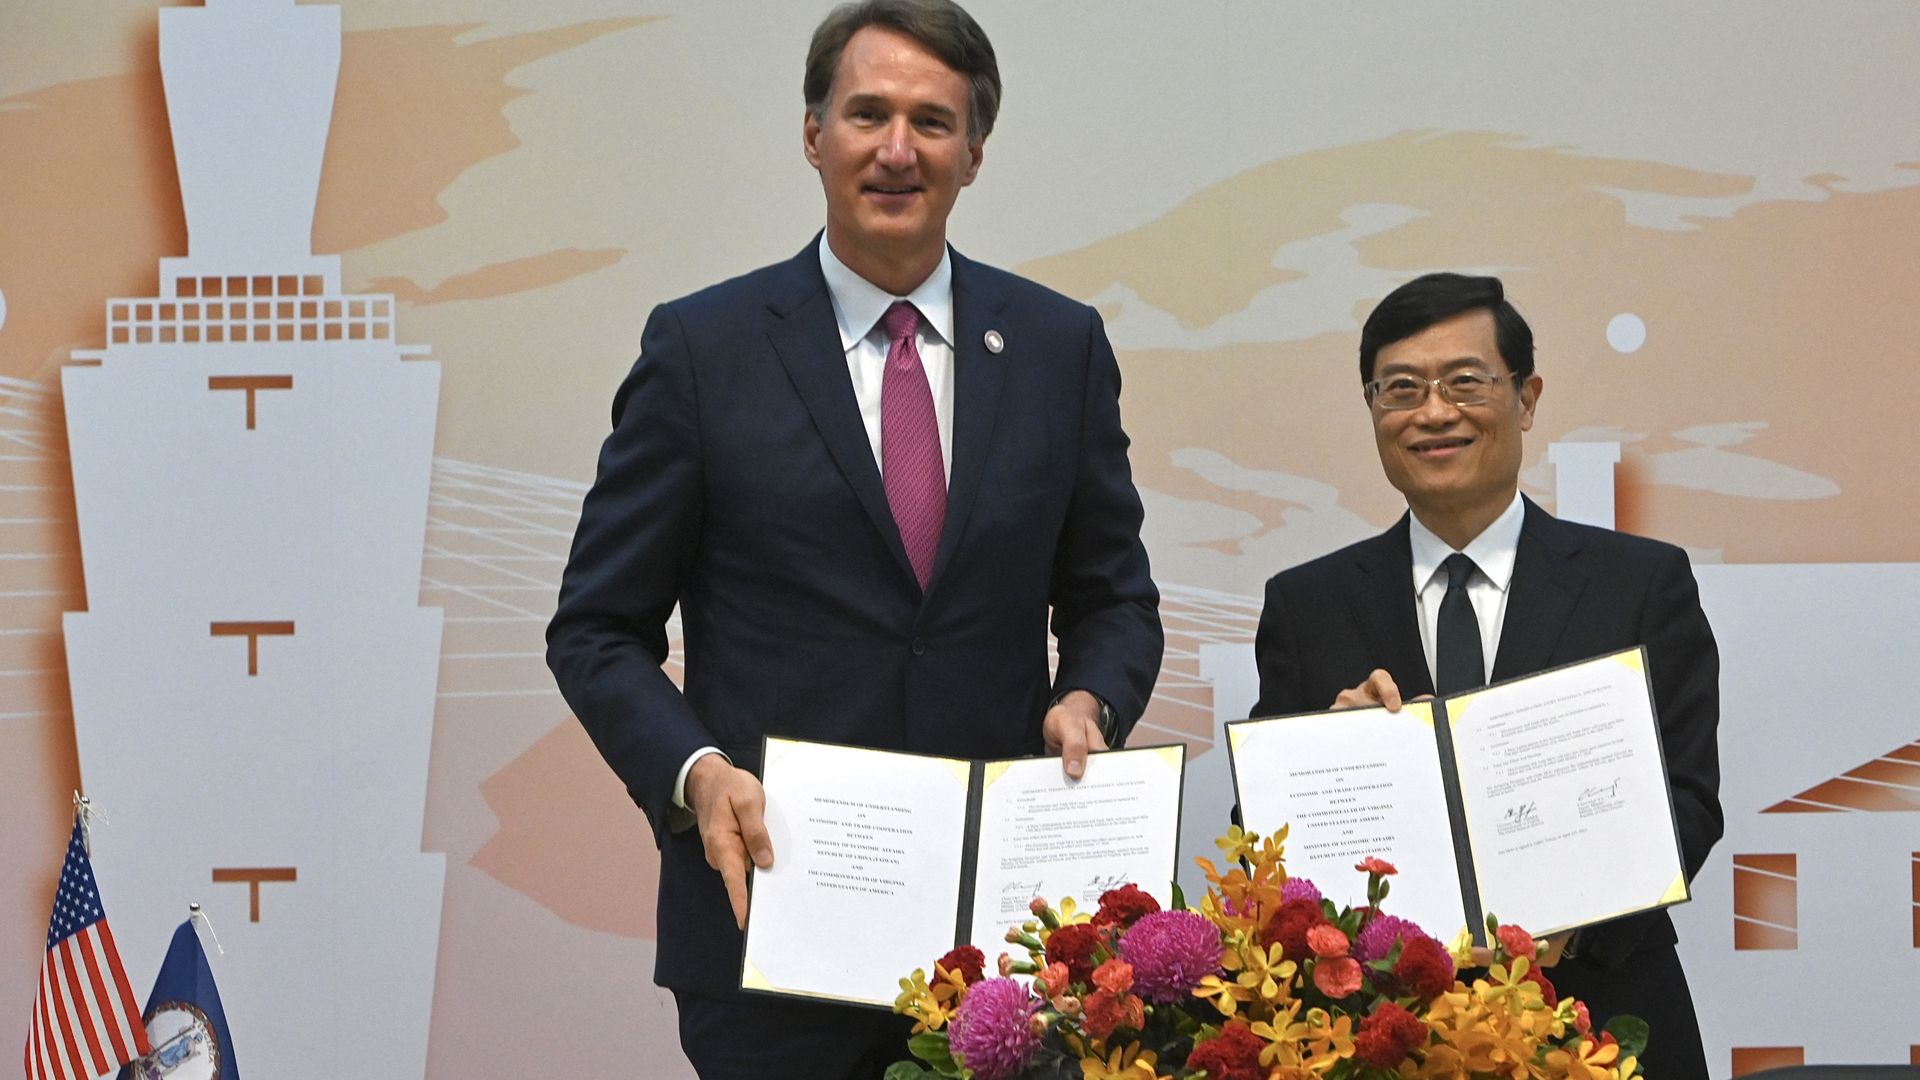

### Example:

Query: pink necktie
xmin=880 ymin=301 xmax=946 ymax=589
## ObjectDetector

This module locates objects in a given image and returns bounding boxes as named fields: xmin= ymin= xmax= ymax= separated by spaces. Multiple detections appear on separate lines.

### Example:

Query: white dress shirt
xmin=672 ymin=239 xmax=958 ymax=812
xmin=817 ymin=234 xmax=956 ymax=483
xmin=1408 ymin=492 xmax=1525 ymax=688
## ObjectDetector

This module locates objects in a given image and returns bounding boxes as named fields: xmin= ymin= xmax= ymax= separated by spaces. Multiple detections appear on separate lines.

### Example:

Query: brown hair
xmin=804 ymin=0 xmax=1001 ymax=140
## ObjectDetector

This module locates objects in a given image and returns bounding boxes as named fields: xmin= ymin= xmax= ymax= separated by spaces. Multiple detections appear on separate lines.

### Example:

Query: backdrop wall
xmin=2 ymin=2 xmax=1916 ymax=1076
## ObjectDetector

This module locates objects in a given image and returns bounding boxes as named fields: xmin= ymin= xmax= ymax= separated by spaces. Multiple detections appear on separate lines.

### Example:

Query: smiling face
xmin=804 ymin=25 xmax=983 ymax=295
xmin=1369 ymin=308 xmax=1543 ymax=546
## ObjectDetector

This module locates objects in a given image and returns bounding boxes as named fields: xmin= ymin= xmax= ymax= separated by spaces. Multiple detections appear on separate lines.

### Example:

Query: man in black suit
xmin=1251 ymin=273 xmax=1719 ymax=1080
xmin=546 ymin=2 xmax=1162 ymax=1076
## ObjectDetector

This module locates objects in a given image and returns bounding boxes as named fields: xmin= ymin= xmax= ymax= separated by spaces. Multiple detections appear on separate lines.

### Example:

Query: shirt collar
xmin=1408 ymin=491 xmax=1526 ymax=594
xmin=817 ymin=234 xmax=954 ymax=352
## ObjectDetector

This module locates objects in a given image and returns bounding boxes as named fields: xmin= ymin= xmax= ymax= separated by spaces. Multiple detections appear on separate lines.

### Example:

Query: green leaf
xmin=1171 ymin=881 xmax=1188 ymax=911
xmin=1485 ymin=912 xmax=1501 ymax=936
xmin=908 ymin=1031 xmax=958 ymax=1072
xmin=885 ymin=1064 xmax=938 ymax=1080
xmin=1605 ymin=1015 xmax=1650 ymax=1060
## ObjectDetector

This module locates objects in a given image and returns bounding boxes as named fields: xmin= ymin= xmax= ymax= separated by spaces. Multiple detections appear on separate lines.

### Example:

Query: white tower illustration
xmin=63 ymin=2 xmax=445 ymax=1075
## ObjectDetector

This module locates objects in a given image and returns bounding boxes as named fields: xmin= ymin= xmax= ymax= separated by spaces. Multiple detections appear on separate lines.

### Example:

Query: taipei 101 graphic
xmin=63 ymin=1 xmax=445 ymax=1075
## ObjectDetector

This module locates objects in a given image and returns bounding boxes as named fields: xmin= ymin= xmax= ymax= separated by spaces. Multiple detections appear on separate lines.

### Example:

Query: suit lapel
xmin=1354 ymin=516 xmax=1435 ymax=697
xmin=763 ymin=243 xmax=917 ymax=584
xmin=1491 ymin=498 xmax=1589 ymax=681
xmin=926 ymin=250 xmax=1009 ymax=593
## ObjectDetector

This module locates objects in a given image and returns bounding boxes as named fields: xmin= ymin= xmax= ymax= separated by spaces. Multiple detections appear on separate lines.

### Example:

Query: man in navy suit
xmin=1251 ymin=273 xmax=1719 ymax=1080
xmin=546 ymin=2 xmax=1161 ymax=1076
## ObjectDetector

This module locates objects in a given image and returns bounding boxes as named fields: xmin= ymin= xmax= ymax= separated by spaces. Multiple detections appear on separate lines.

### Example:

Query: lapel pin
xmin=984 ymin=329 xmax=1004 ymax=354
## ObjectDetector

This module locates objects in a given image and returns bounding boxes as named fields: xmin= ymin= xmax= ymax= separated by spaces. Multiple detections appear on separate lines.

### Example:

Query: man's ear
xmin=802 ymin=109 xmax=823 ymax=170
xmin=960 ymin=136 xmax=984 ymax=187
xmin=1518 ymin=373 xmax=1544 ymax=431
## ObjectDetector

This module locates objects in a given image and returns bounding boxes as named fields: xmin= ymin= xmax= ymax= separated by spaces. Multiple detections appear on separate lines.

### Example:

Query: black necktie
xmin=1435 ymin=553 xmax=1486 ymax=694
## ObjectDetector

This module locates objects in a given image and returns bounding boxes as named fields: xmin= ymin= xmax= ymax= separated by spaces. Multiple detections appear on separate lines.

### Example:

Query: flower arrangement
xmin=890 ymin=826 xmax=1646 ymax=1080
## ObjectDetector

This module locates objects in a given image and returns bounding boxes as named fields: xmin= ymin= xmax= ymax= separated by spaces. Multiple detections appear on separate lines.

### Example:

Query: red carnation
xmin=1045 ymin=922 xmax=1102 ymax=985
xmin=1495 ymin=923 xmax=1537 ymax=960
xmin=1185 ymin=1023 xmax=1266 ymax=1080
xmin=1521 ymin=964 xmax=1558 ymax=1008
xmin=1355 ymin=856 xmax=1397 ymax=877
xmin=1353 ymin=1001 xmax=1428 ymax=1068
xmin=1388 ymin=934 xmax=1456 ymax=1001
xmin=1258 ymin=897 xmax=1325 ymax=962
xmin=1312 ymin=955 xmax=1363 ymax=998
xmin=1081 ymin=959 xmax=1143 ymax=1040
xmin=1092 ymin=884 xmax=1160 ymax=929
xmin=935 ymin=945 xmax=986 ymax=985
xmin=1306 ymin=923 xmax=1350 ymax=959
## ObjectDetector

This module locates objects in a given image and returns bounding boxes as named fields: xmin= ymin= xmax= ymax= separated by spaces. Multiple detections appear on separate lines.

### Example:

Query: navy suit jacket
xmin=1251 ymin=498 xmax=1722 ymax=975
xmin=548 ymin=240 xmax=1163 ymax=994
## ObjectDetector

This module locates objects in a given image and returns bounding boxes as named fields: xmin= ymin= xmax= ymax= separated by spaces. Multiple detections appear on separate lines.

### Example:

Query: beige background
xmin=3 ymin=2 xmax=1918 ymax=1074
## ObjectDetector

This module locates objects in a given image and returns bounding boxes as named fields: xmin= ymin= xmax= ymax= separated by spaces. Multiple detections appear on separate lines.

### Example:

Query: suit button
xmin=910 ymin=638 xmax=927 ymax=656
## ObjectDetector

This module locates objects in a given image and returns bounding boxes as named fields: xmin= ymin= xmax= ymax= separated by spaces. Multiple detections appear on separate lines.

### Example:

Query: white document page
xmin=965 ymin=746 xmax=1184 ymax=953
xmin=743 ymin=738 xmax=970 ymax=1007
xmin=1447 ymin=649 xmax=1686 ymax=935
xmin=1230 ymin=705 xmax=1470 ymax=939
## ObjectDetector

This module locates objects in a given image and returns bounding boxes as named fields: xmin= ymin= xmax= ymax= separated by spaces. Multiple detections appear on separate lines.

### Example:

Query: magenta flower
xmin=1354 ymin=913 xmax=1423 ymax=965
xmin=1281 ymin=877 xmax=1322 ymax=905
xmin=947 ymin=977 xmax=1040 ymax=1080
xmin=1116 ymin=909 xmax=1222 ymax=1003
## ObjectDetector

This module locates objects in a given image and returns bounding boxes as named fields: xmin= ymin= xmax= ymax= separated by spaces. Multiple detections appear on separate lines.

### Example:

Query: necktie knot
xmin=1442 ymin=552 xmax=1479 ymax=594
xmin=882 ymin=301 xmax=921 ymax=346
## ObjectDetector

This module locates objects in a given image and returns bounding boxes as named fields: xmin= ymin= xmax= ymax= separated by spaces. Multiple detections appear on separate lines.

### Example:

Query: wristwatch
xmin=1052 ymin=689 xmax=1121 ymax=746
xmin=1094 ymin=698 xmax=1121 ymax=746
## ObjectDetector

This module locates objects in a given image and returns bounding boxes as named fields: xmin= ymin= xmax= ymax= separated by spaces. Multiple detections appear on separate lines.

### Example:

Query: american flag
xmin=24 ymin=821 xmax=150 ymax=1080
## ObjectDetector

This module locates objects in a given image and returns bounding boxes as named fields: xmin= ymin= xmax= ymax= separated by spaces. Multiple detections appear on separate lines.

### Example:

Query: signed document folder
xmin=1229 ymin=648 xmax=1687 ymax=945
xmin=740 ymin=737 xmax=1185 ymax=1007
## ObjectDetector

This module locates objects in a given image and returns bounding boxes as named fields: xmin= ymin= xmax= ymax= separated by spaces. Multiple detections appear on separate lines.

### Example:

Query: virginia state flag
xmin=117 ymin=921 xmax=237 ymax=1080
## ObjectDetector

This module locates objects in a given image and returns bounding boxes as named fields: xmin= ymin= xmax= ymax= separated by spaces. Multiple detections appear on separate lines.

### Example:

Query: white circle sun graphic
xmin=1606 ymin=313 xmax=1645 ymax=354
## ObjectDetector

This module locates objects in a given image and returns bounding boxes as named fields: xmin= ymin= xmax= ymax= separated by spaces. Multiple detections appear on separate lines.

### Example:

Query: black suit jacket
xmin=547 ymin=240 xmax=1163 ymax=994
xmin=1251 ymin=497 xmax=1722 ymax=970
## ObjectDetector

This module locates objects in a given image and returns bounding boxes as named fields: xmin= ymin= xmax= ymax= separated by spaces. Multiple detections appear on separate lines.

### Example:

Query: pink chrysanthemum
xmin=1354 ymin=913 xmax=1420 ymax=965
xmin=947 ymin=977 xmax=1040 ymax=1080
xmin=1281 ymin=877 xmax=1322 ymax=905
xmin=1116 ymin=909 xmax=1222 ymax=1003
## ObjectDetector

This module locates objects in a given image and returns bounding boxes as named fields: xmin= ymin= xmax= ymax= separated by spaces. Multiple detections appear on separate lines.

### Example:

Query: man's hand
xmin=1044 ymin=689 xmax=1109 ymax=780
xmin=684 ymin=754 xmax=773 ymax=930
xmin=1332 ymin=669 xmax=1404 ymax=711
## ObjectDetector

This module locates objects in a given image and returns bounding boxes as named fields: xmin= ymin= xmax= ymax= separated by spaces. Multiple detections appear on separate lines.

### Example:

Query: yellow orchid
xmin=1194 ymin=972 xmax=1254 ymax=1018
xmin=1477 ymin=956 xmax=1548 ymax=1016
xmin=1250 ymin=1001 xmax=1311 ymax=1070
xmin=929 ymin=962 xmax=968 ymax=1007
xmin=1544 ymin=1035 xmax=1637 ymax=1080
xmin=1212 ymin=824 xmax=1262 ymax=866
xmin=1300 ymin=1007 xmax=1355 ymax=1070
xmin=1447 ymin=927 xmax=1479 ymax=967
xmin=1079 ymin=1040 xmax=1170 ymax=1080
xmin=892 ymin=968 xmax=955 ymax=1034
xmin=1057 ymin=895 xmax=1091 ymax=925
xmin=1222 ymin=937 xmax=1298 ymax=1005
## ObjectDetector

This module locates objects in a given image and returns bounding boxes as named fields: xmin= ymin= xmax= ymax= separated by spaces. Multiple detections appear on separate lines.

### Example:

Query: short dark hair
xmin=805 ymin=0 xmax=1001 ymax=141
xmin=1358 ymin=272 xmax=1535 ymax=384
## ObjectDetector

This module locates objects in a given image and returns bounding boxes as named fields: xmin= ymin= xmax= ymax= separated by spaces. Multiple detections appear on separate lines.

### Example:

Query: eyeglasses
xmin=1364 ymin=370 xmax=1513 ymax=411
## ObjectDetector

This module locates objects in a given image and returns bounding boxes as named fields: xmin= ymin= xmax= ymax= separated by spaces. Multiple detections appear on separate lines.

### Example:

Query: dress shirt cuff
xmin=673 ymin=746 xmax=731 ymax=810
